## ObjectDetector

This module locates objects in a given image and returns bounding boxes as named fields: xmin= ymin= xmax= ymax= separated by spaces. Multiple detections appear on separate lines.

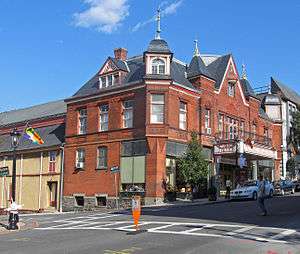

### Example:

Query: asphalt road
xmin=1 ymin=194 xmax=300 ymax=254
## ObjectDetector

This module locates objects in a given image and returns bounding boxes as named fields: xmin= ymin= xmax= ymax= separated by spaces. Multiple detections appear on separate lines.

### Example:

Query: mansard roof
xmin=271 ymin=77 xmax=300 ymax=106
xmin=147 ymin=39 xmax=171 ymax=53
xmin=0 ymin=100 xmax=66 ymax=127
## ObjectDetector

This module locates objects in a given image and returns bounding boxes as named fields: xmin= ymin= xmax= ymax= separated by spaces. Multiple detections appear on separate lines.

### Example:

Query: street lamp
xmin=9 ymin=128 xmax=21 ymax=230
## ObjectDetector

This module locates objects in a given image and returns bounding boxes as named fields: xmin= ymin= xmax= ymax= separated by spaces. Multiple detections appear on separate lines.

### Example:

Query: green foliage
xmin=291 ymin=111 xmax=300 ymax=153
xmin=176 ymin=131 xmax=209 ymax=187
xmin=287 ymin=157 xmax=297 ymax=179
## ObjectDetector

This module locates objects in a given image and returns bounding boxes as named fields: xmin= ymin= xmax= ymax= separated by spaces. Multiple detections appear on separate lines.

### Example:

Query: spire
xmin=241 ymin=63 xmax=247 ymax=80
xmin=268 ymin=84 xmax=272 ymax=94
xmin=193 ymin=39 xmax=200 ymax=57
xmin=155 ymin=9 xmax=161 ymax=39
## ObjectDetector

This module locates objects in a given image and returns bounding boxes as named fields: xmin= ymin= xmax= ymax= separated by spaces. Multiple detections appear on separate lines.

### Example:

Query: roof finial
xmin=268 ymin=84 xmax=272 ymax=94
xmin=241 ymin=63 xmax=247 ymax=80
xmin=155 ymin=9 xmax=161 ymax=39
xmin=193 ymin=39 xmax=200 ymax=57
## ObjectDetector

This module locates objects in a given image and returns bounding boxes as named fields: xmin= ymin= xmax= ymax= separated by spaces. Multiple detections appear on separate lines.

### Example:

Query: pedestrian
xmin=225 ymin=179 xmax=231 ymax=199
xmin=258 ymin=175 xmax=267 ymax=216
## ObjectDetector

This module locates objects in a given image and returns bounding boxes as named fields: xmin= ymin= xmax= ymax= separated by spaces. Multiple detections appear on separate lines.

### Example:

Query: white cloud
xmin=73 ymin=0 xmax=129 ymax=33
xmin=131 ymin=0 xmax=183 ymax=33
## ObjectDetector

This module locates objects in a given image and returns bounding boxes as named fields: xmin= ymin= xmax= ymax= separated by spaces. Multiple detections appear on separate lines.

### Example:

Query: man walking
xmin=258 ymin=175 xmax=267 ymax=216
xmin=225 ymin=179 xmax=231 ymax=199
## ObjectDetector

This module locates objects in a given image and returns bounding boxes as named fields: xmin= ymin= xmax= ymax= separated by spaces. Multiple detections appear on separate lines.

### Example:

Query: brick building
xmin=0 ymin=100 xmax=66 ymax=211
xmin=62 ymin=13 xmax=282 ymax=210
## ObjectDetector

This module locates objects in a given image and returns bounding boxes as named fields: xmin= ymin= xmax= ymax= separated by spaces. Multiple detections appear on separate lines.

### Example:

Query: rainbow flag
xmin=24 ymin=127 xmax=44 ymax=145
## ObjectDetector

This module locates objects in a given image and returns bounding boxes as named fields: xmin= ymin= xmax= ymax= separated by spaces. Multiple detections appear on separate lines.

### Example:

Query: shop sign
xmin=0 ymin=167 xmax=9 ymax=177
xmin=214 ymin=143 xmax=236 ymax=155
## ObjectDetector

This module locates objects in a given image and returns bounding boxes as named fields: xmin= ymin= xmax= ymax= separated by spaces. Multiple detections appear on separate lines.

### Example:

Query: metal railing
xmin=216 ymin=131 xmax=272 ymax=147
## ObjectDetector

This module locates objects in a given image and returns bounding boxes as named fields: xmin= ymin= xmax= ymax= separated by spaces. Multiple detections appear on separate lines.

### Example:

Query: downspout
xmin=59 ymin=143 xmax=65 ymax=213
xmin=38 ymin=152 xmax=43 ymax=210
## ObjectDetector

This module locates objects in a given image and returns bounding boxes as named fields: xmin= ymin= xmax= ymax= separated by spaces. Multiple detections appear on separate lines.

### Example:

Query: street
xmin=0 ymin=194 xmax=300 ymax=254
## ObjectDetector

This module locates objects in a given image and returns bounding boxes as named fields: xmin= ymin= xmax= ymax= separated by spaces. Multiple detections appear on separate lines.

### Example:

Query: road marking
xmin=271 ymin=229 xmax=296 ymax=240
xmin=226 ymin=226 xmax=257 ymax=236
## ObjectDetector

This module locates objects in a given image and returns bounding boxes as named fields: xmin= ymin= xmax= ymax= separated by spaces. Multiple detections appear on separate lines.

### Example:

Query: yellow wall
xmin=0 ymin=149 xmax=62 ymax=211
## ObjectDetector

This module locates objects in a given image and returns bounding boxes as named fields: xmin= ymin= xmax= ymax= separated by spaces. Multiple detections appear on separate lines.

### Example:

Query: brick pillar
xmin=145 ymin=137 xmax=167 ymax=205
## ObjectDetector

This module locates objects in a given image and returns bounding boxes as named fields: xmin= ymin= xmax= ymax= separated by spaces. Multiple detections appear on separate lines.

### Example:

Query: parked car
xmin=273 ymin=180 xmax=295 ymax=195
xmin=292 ymin=180 xmax=300 ymax=192
xmin=230 ymin=180 xmax=274 ymax=200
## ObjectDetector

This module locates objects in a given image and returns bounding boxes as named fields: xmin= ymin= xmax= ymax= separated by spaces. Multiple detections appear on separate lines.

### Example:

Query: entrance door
xmin=47 ymin=182 xmax=57 ymax=208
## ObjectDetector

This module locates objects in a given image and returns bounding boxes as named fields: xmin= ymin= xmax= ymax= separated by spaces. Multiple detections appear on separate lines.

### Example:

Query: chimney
xmin=114 ymin=48 xmax=127 ymax=61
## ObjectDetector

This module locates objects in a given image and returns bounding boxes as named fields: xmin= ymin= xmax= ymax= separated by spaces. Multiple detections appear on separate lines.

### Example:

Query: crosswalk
xmin=36 ymin=212 xmax=300 ymax=244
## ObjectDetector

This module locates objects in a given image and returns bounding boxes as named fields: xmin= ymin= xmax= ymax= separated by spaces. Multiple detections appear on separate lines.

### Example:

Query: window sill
xmin=95 ymin=167 xmax=108 ymax=171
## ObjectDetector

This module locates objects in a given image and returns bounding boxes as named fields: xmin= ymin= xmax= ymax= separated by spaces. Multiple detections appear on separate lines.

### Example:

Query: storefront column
xmin=252 ymin=161 xmax=258 ymax=180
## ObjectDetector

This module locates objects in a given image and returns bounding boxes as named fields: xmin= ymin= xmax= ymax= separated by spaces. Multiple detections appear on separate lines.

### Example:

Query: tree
xmin=176 ymin=131 xmax=209 ymax=189
xmin=286 ymin=157 xmax=297 ymax=179
xmin=290 ymin=111 xmax=300 ymax=154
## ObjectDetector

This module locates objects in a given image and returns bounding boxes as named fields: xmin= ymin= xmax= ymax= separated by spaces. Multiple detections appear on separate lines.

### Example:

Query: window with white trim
xmin=228 ymin=82 xmax=235 ymax=97
xmin=123 ymin=100 xmax=133 ymax=128
xmin=97 ymin=147 xmax=108 ymax=169
xmin=78 ymin=109 xmax=87 ymax=135
xmin=151 ymin=58 xmax=165 ymax=74
xmin=100 ymin=77 xmax=107 ymax=88
xmin=204 ymin=109 xmax=211 ymax=134
xmin=49 ymin=151 xmax=56 ymax=172
xmin=76 ymin=149 xmax=85 ymax=169
xmin=218 ymin=114 xmax=223 ymax=138
xmin=99 ymin=104 xmax=109 ymax=131
xmin=179 ymin=101 xmax=187 ymax=130
xmin=151 ymin=94 xmax=164 ymax=124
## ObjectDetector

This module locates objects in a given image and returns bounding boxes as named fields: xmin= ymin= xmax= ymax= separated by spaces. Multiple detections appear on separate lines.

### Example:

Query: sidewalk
xmin=0 ymin=218 xmax=39 ymax=235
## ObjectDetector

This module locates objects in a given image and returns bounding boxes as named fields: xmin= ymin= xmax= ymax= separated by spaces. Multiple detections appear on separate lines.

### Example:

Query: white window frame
xmin=99 ymin=104 xmax=109 ymax=131
xmin=97 ymin=147 xmax=108 ymax=169
xmin=150 ymin=94 xmax=165 ymax=124
xmin=49 ymin=151 xmax=56 ymax=172
xmin=76 ymin=149 xmax=85 ymax=169
xmin=100 ymin=73 xmax=120 ymax=88
xmin=218 ymin=113 xmax=223 ymax=138
xmin=151 ymin=58 xmax=166 ymax=75
xmin=204 ymin=109 xmax=211 ymax=134
xmin=179 ymin=101 xmax=187 ymax=130
xmin=228 ymin=82 xmax=235 ymax=97
xmin=123 ymin=100 xmax=133 ymax=128
xmin=78 ymin=109 xmax=87 ymax=135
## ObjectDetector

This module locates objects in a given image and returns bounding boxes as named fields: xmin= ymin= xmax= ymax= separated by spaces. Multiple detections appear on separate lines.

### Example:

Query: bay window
xmin=151 ymin=94 xmax=164 ymax=124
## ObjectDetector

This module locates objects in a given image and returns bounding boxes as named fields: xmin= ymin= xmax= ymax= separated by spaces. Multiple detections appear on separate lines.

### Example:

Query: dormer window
xmin=152 ymin=58 xmax=165 ymax=75
xmin=99 ymin=72 xmax=120 ymax=89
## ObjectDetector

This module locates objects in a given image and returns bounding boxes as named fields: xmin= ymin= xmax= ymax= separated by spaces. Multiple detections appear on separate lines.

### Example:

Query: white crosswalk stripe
xmin=35 ymin=213 xmax=299 ymax=244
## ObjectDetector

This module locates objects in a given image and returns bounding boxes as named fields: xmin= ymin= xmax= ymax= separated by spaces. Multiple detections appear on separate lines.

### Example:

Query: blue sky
xmin=1 ymin=0 xmax=300 ymax=111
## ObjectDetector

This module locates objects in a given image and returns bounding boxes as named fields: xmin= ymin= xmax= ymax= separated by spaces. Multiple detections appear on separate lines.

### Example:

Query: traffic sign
xmin=0 ymin=167 xmax=9 ymax=177
xmin=110 ymin=166 xmax=120 ymax=173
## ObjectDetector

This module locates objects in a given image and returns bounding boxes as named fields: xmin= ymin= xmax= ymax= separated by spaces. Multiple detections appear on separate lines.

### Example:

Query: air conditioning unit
xmin=76 ymin=162 xmax=84 ymax=169
xmin=206 ymin=128 xmax=212 ymax=135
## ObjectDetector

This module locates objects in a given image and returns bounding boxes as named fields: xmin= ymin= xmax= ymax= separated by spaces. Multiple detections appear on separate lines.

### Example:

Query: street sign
xmin=110 ymin=166 xmax=120 ymax=173
xmin=0 ymin=167 xmax=9 ymax=177
xmin=238 ymin=154 xmax=247 ymax=169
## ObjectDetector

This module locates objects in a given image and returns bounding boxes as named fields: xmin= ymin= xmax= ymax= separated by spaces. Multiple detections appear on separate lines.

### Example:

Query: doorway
xmin=47 ymin=182 xmax=58 ymax=208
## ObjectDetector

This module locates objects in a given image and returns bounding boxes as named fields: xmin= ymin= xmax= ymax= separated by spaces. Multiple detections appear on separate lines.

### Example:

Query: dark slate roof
xmin=271 ymin=77 xmax=300 ymax=105
xmin=110 ymin=57 xmax=128 ymax=72
xmin=240 ymin=78 xmax=259 ymax=99
xmin=147 ymin=39 xmax=171 ymax=53
xmin=206 ymin=54 xmax=231 ymax=89
xmin=0 ymin=100 xmax=66 ymax=127
xmin=0 ymin=123 xmax=65 ymax=153
xmin=71 ymin=55 xmax=197 ymax=98
xmin=187 ymin=55 xmax=214 ymax=80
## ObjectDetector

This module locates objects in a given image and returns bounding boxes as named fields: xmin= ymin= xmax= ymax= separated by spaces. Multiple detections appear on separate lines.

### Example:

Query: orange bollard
xmin=132 ymin=196 xmax=141 ymax=231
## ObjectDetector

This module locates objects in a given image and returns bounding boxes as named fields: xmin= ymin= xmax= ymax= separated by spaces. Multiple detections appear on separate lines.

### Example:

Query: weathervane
xmin=241 ymin=63 xmax=247 ymax=80
xmin=193 ymin=39 xmax=200 ymax=57
xmin=155 ymin=9 xmax=161 ymax=39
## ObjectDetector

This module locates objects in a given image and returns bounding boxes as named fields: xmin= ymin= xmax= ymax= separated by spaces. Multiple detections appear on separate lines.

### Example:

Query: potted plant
xmin=207 ymin=186 xmax=217 ymax=201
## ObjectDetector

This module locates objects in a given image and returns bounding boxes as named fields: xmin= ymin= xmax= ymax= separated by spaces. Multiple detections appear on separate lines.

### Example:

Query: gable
xmin=99 ymin=58 xmax=119 ymax=75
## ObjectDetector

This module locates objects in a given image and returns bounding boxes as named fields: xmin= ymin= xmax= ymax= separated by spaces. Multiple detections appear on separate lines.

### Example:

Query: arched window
xmin=151 ymin=58 xmax=165 ymax=74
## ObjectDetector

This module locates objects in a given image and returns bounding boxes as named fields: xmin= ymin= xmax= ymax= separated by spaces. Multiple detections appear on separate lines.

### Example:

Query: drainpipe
xmin=59 ymin=143 xmax=65 ymax=213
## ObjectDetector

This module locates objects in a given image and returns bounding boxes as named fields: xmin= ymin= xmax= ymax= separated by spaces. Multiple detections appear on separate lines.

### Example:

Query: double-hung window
xmin=99 ymin=104 xmax=109 ymax=131
xmin=179 ymin=102 xmax=187 ymax=130
xmin=97 ymin=147 xmax=108 ymax=169
xmin=49 ymin=151 xmax=56 ymax=173
xmin=123 ymin=100 xmax=133 ymax=128
xmin=76 ymin=149 xmax=85 ymax=169
xmin=150 ymin=94 xmax=164 ymax=124
xmin=151 ymin=59 xmax=165 ymax=75
xmin=218 ymin=114 xmax=223 ymax=138
xmin=78 ymin=109 xmax=87 ymax=134
xmin=204 ymin=109 xmax=211 ymax=134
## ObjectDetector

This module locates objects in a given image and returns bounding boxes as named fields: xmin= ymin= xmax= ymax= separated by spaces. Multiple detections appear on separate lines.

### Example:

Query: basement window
xmin=96 ymin=196 xmax=107 ymax=207
xmin=74 ymin=196 xmax=84 ymax=207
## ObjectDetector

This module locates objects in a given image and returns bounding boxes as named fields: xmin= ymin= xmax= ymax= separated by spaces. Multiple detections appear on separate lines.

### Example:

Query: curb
xmin=0 ymin=220 xmax=39 ymax=235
